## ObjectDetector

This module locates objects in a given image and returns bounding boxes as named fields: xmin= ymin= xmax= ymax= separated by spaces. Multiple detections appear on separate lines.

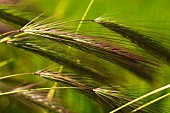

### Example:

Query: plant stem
xmin=0 ymin=73 xmax=31 ymax=80
xmin=131 ymin=92 xmax=170 ymax=112
xmin=76 ymin=0 xmax=94 ymax=33
xmin=0 ymin=58 xmax=14 ymax=68
xmin=110 ymin=84 xmax=170 ymax=113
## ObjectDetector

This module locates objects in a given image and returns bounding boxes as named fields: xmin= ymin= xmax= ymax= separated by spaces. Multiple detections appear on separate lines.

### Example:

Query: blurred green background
xmin=0 ymin=0 xmax=170 ymax=113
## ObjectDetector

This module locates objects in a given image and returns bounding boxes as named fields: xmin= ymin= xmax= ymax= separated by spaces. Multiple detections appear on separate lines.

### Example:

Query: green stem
xmin=0 ymin=73 xmax=31 ymax=80
xmin=75 ymin=0 xmax=94 ymax=33
xmin=0 ymin=58 xmax=15 ymax=68
xmin=131 ymin=92 xmax=170 ymax=112
xmin=110 ymin=84 xmax=170 ymax=113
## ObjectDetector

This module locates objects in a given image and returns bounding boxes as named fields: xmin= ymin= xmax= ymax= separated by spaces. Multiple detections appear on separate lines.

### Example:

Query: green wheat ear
xmin=94 ymin=17 xmax=170 ymax=63
xmin=33 ymin=69 xmax=138 ymax=111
